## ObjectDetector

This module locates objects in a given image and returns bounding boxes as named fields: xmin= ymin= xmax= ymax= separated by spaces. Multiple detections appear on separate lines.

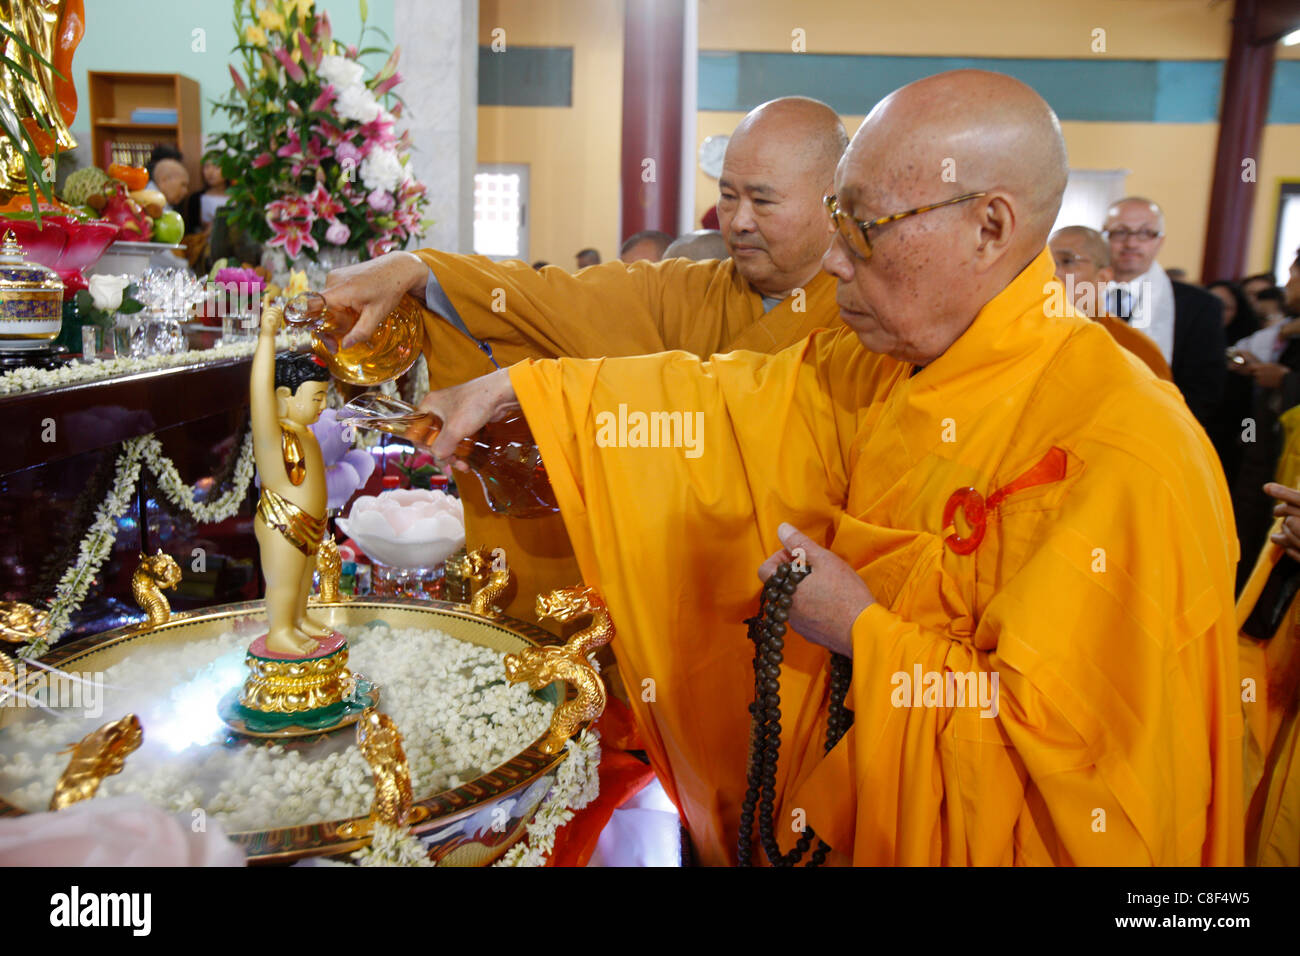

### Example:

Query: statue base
xmin=217 ymin=631 xmax=380 ymax=738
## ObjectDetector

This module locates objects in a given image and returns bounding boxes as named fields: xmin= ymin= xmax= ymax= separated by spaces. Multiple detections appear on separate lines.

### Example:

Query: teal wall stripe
xmin=697 ymin=52 xmax=1231 ymax=122
xmin=478 ymin=46 xmax=574 ymax=107
xmin=1269 ymin=61 xmax=1300 ymax=125
xmin=699 ymin=52 xmax=1300 ymax=124
xmin=474 ymin=47 xmax=1300 ymax=124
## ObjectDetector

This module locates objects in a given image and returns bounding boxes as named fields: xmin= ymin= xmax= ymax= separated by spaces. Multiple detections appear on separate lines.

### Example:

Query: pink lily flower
xmin=274 ymin=47 xmax=307 ymax=84
xmin=307 ymin=183 xmax=345 ymax=220
xmin=276 ymin=129 xmax=303 ymax=159
xmin=267 ymin=217 xmax=319 ymax=259
xmin=374 ymin=72 xmax=402 ymax=98
xmin=366 ymin=236 xmax=397 ymax=259
xmin=309 ymin=86 xmax=337 ymax=113
xmin=299 ymin=31 xmax=321 ymax=70
xmin=315 ymin=12 xmax=333 ymax=49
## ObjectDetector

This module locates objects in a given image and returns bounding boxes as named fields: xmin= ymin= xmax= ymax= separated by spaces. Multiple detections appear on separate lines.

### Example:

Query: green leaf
xmin=117 ymin=299 xmax=144 ymax=315
xmin=0 ymin=22 xmax=57 ymax=69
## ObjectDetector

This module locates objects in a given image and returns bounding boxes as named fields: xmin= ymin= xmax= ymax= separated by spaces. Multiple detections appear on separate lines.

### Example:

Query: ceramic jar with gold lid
xmin=0 ymin=229 xmax=63 ymax=350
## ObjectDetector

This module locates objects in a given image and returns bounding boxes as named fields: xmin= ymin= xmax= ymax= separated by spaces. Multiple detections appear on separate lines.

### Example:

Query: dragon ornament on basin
xmin=505 ymin=584 xmax=615 ymax=754
xmin=131 ymin=551 xmax=182 ymax=628
xmin=357 ymin=707 xmax=414 ymax=827
xmin=49 ymin=714 xmax=144 ymax=810
xmin=462 ymin=548 xmax=512 ymax=618
xmin=0 ymin=601 xmax=50 ymax=646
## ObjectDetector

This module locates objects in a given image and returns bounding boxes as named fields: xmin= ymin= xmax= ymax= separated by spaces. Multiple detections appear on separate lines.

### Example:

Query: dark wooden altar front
xmin=0 ymin=358 xmax=263 ymax=645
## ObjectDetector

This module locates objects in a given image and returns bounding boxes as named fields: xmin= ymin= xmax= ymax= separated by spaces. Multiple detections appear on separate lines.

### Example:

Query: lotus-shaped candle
xmin=0 ymin=215 xmax=120 ymax=293
xmin=336 ymin=489 xmax=465 ymax=570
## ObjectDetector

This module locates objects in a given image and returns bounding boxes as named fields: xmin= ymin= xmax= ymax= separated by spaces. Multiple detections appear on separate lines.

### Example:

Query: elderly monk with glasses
xmin=417 ymin=70 xmax=1242 ymax=867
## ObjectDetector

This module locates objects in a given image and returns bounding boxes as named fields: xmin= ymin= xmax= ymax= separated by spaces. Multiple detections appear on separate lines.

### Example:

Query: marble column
xmin=394 ymin=0 xmax=478 ymax=253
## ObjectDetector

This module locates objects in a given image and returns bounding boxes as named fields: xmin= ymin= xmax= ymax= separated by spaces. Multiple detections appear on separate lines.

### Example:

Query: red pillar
xmin=1201 ymin=0 xmax=1276 ymax=282
xmin=620 ymin=0 xmax=684 ymax=244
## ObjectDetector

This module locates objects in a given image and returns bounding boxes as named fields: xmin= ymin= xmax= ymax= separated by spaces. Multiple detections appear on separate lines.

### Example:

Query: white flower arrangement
xmin=0 ymin=331 xmax=310 ymax=397
xmin=19 ymin=428 xmax=256 ymax=659
xmin=0 ymin=624 xmax=557 ymax=839
xmin=493 ymin=728 xmax=602 ymax=868
xmin=351 ymin=822 xmax=436 ymax=867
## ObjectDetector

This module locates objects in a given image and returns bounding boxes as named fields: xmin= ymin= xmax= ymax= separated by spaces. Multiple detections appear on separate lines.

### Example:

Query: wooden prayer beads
xmin=737 ymin=560 xmax=853 ymax=867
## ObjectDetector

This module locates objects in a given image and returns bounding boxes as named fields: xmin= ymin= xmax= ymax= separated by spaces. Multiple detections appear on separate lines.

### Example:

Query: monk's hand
xmin=325 ymin=250 xmax=429 ymax=349
xmin=1251 ymin=362 xmax=1289 ymax=389
xmin=756 ymin=523 xmax=874 ymax=658
xmin=1266 ymin=482 xmax=1300 ymax=561
xmin=417 ymin=368 xmax=520 ymax=473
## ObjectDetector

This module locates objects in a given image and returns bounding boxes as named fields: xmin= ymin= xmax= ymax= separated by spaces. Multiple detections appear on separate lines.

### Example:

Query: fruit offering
xmin=87 ymin=180 xmax=152 ymax=242
xmin=106 ymin=163 xmax=149 ymax=191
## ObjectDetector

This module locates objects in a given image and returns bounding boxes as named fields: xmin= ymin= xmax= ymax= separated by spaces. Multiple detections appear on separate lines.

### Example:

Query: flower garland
xmin=342 ymin=728 xmax=602 ymax=867
xmin=18 ymin=429 xmax=256 ymax=659
xmin=351 ymin=822 xmax=437 ymax=867
xmin=0 ymin=331 xmax=311 ymax=396
xmin=494 ymin=728 xmax=603 ymax=867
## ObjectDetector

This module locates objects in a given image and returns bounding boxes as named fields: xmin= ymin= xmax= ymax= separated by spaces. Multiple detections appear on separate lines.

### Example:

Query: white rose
xmin=335 ymin=85 xmax=380 ymax=124
xmin=360 ymin=147 xmax=402 ymax=192
xmin=318 ymin=54 xmax=365 ymax=91
xmin=88 ymin=274 xmax=130 ymax=312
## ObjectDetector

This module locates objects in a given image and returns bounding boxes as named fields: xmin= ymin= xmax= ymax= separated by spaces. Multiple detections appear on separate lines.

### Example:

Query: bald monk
xmin=1049 ymin=226 xmax=1172 ymax=380
xmin=419 ymin=70 xmax=1242 ymax=866
xmin=619 ymin=230 xmax=674 ymax=263
xmin=1238 ymin=480 xmax=1300 ymax=866
xmin=664 ymin=229 xmax=729 ymax=262
xmin=324 ymin=96 xmax=848 ymax=622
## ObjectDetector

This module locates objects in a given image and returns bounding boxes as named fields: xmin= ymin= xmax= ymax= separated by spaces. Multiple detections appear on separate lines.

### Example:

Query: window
xmin=1051 ymin=168 xmax=1128 ymax=237
xmin=1273 ymin=182 xmax=1300 ymax=285
xmin=474 ymin=164 xmax=529 ymax=261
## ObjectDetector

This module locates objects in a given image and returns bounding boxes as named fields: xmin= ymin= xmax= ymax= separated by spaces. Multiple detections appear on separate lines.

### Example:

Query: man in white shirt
xmin=1102 ymin=197 xmax=1225 ymax=442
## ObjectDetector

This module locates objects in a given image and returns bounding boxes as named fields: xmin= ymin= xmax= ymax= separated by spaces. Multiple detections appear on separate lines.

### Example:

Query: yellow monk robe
xmin=508 ymin=248 xmax=1243 ymax=865
xmin=1237 ymin=524 xmax=1300 ymax=866
xmin=408 ymin=252 xmax=837 ymax=622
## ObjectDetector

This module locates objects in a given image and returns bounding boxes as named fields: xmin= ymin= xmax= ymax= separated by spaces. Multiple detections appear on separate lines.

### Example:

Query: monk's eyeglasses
xmin=1102 ymin=227 xmax=1163 ymax=243
xmin=824 ymin=191 xmax=988 ymax=261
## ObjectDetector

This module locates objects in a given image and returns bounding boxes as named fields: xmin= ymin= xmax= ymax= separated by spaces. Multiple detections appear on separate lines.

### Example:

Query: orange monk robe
xmin=407 ymin=252 xmax=838 ymax=623
xmin=508 ymin=248 xmax=1243 ymax=865
xmin=1236 ymin=526 xmax=1300 ymax=866
xmin=1095 ymin=313 xmax=1173 ymax=381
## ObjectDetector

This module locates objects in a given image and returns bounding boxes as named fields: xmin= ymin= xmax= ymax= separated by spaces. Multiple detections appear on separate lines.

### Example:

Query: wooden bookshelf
xmin=86 ymin=71 xmax=202 ymax=184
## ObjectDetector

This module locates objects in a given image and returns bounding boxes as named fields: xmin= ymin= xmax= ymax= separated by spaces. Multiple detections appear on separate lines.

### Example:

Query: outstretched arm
xmin=323 ymin=250 xmax=719 ymax=364
xmin=250 ymin=306 xmax=284 ymax=476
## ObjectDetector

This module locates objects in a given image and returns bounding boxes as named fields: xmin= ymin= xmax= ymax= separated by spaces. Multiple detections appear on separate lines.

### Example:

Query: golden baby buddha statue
xmin=251 ymin=304 xmax=332 ymax=657
xmin=218 ymin=304 xmax=377 ymax=737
